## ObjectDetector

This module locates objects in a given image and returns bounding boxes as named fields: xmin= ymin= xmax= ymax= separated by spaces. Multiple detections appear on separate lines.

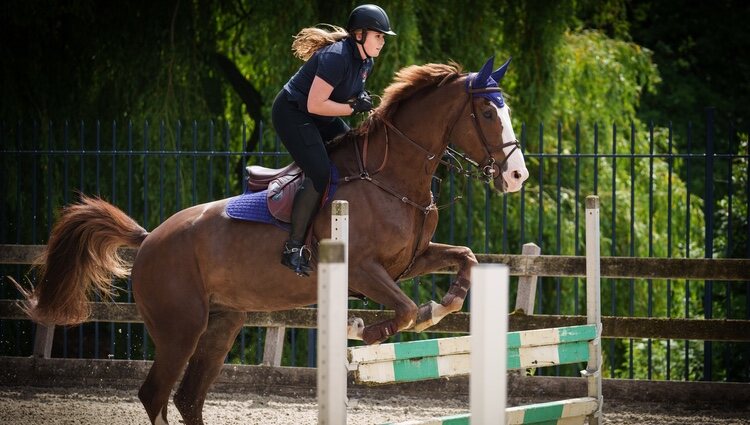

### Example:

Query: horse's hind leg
xmin=137 ymin=303 xmax=208 ymax=424
xmin=174 ymin=310 xmax=246 ymax=425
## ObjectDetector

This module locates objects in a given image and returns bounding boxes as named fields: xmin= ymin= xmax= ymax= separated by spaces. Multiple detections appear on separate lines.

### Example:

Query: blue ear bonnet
xmin=467 ymin=74 xmax=505 ymax=108
xmin=466 ymin=56 xmax=511 ymax=109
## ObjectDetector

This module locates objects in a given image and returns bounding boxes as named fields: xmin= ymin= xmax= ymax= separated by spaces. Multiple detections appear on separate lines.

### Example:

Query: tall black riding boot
xmin=281 ymin=178 xmax=321 ymax=277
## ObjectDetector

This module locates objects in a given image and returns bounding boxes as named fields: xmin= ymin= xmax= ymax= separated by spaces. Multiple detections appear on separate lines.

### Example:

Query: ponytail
xmin=291 ymin=25 xmax=349 ymax=61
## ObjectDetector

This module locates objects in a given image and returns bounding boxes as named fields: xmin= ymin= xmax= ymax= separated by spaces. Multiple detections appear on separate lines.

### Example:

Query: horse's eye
xmin=482 ymin=110 xmax=494 ymax=119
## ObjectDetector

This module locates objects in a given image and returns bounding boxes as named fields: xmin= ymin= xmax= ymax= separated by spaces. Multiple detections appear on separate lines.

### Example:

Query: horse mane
xmin=332 ymin=62 xmax=463 ymax=149
xmin=371 ymin=61 xmax=463 ymax=123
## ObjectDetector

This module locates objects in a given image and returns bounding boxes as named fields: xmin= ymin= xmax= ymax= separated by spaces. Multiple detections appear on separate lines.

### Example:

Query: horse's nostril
xmin=513 ymin=170 xmax=522 ymax=179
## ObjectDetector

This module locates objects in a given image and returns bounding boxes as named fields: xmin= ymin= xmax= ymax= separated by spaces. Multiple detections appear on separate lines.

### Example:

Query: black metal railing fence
xmin=1 ymin=112 xmax=748 ymax=382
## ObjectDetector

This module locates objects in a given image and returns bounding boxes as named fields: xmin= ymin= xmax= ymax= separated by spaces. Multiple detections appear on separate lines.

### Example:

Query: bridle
xmin=456 ymin=77 xmax=521 ymax=184
xmin=341 ymin=73 xmax=522 ymax=212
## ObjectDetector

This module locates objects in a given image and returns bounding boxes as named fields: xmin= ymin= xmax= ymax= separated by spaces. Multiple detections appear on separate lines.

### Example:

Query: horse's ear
xmin=491 ymin=57 xmax=512 ymax=82
xmin=473 ymin=56 xmax=495 ymax=87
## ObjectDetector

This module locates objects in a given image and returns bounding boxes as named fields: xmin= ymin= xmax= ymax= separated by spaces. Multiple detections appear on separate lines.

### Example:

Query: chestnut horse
xmin=20 ymin=57 xmax=528 ymax=424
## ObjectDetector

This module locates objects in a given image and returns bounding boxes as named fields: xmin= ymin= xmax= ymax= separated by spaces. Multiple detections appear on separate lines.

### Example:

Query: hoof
xmin=347 ymin=317 xmax=364 ymax=340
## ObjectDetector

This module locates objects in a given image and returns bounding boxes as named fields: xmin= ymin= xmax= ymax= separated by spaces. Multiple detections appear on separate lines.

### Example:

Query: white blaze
xmin=496 ymin=104 xmax=529 ymax=192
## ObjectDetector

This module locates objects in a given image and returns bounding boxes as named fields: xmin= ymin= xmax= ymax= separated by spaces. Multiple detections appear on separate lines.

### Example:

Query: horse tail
xmin=17 ymin=195 xmax=149 ymax=326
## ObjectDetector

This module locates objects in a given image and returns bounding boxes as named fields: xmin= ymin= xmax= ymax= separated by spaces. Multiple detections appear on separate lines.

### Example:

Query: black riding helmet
xmin=347 ymin=4 xmax=397 ymax=36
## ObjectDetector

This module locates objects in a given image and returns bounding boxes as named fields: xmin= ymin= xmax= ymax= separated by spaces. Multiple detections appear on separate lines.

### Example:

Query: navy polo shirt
xmin=283 ymin=37 xmax=373 ymax=115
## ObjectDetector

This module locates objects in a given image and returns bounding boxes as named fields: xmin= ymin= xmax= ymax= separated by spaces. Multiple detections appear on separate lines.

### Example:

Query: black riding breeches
xmin=271 ymin=90 xmax=350 ymax=193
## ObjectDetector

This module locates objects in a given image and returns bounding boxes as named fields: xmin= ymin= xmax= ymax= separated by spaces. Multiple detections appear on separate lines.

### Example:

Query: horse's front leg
xmin=349 ymin=261 xmax=419 ymax=345
xmin=400 ymin=242 xmax=478 ymax=332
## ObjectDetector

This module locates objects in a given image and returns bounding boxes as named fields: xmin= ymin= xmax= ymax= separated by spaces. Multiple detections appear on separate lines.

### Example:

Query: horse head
xmin=449 ymin=56 xmax=528 ymax=193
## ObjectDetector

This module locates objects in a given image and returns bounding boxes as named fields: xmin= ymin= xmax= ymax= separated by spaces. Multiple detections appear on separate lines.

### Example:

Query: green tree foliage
xmin=1 ymin=1 xmax=224 ymax=122
xmin=499 ymin=0 xmax=575 ymax=126
xmin=626 ymin=0 xmax=750 ymax=129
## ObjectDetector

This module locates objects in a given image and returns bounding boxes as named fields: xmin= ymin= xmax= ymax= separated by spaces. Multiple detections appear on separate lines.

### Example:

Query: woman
xmin=272 ymin=4 xmax=396 ymax=276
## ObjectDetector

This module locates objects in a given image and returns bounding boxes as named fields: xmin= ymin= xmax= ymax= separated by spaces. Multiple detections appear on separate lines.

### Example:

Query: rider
xmin=273 ymin=4 xmax=396 ymax=276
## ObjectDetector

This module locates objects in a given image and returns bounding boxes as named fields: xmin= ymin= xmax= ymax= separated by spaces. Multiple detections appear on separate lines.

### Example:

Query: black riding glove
xmin=349 ymin=91 xmax=373 ymax=114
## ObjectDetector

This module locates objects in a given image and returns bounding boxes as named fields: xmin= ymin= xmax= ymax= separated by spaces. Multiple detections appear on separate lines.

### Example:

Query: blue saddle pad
xmin=226 ymin=189 xmax=290 ymax=229
xmin=225 ymin=164 xmax=339 ymax=230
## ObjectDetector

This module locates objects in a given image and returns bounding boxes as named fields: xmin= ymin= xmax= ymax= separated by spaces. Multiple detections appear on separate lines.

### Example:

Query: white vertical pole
xmin=471 ymin=264 xmax=508 ymax=425
xmin=317 ymin=240 xmax=347 ymax=425
xmin=585 ymin=195 xmax=603 ymax=425
xmin=331 ymin=200 xmax=349 ymax=263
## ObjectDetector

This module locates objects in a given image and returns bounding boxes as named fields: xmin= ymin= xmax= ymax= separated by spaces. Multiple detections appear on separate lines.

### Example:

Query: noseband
xmin=450 ymin=83 xmax=521 ymax=184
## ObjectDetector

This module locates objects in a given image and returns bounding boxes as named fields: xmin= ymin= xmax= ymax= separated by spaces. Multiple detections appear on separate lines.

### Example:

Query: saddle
xmin=245 ymin=163 xmax=303 ymax=223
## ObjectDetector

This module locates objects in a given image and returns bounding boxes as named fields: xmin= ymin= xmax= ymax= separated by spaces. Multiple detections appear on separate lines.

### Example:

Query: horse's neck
xmin=332 ymin=82 xmax=464 ymax=204
xmin=379 ymin=83 xmax=464 ymax=176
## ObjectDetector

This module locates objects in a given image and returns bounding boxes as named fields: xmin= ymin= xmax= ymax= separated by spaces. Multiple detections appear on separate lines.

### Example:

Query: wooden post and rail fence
xmin=1 ymin=208 xmax=749 ymax=403
xmin=2 ymin=244 xmax=749 ymax=356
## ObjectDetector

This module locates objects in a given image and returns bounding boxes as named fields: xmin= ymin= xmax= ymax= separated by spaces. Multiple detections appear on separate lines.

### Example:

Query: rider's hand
xmin=349 ymin=91 xmax=373 ymax=114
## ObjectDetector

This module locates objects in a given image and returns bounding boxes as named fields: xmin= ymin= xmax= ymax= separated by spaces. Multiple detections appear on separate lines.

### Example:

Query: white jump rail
xmin=347 ymin=324 xmax=597 ymax=384
xmin=348 ymin=195 xmax=603 ymax=425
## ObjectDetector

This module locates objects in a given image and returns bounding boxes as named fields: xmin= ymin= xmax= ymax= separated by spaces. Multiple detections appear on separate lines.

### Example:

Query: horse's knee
xmin=361 ymin=300 xmax=417 ymax=345
xmin=395 ymin=301 xmax=419 ymax=330
xmin=459 ymin=246 xmax=478 ymax=267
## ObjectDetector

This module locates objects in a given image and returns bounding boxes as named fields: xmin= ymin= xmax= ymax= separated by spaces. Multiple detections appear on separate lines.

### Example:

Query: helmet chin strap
xmin=355 ymin=29 xmax=372 ymax=59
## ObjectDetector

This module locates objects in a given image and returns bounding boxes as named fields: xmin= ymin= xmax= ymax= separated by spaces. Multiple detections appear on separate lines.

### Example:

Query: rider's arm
xmin=307 ymin=76 xmax=354 ymax=117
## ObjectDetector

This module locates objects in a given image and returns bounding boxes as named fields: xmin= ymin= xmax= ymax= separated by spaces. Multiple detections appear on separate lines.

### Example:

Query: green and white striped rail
xmin=348 ymin=324 xmax=597 ymax=384
xmin=383 ymin=397 xmax=599 ymax=425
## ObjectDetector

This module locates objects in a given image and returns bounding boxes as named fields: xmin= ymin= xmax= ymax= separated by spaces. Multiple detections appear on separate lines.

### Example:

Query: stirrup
xmin=281 ymin=241 xmax=312 ymax=277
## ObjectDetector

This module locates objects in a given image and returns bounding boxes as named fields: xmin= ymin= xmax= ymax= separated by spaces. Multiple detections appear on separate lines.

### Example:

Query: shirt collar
xmin=345 ymin=37 xmax=367 ymax=63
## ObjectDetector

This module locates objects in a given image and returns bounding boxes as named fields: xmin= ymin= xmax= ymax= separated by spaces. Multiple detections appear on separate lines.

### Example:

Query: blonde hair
xmin=291 ymin=25 xmax=350 ymax=61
